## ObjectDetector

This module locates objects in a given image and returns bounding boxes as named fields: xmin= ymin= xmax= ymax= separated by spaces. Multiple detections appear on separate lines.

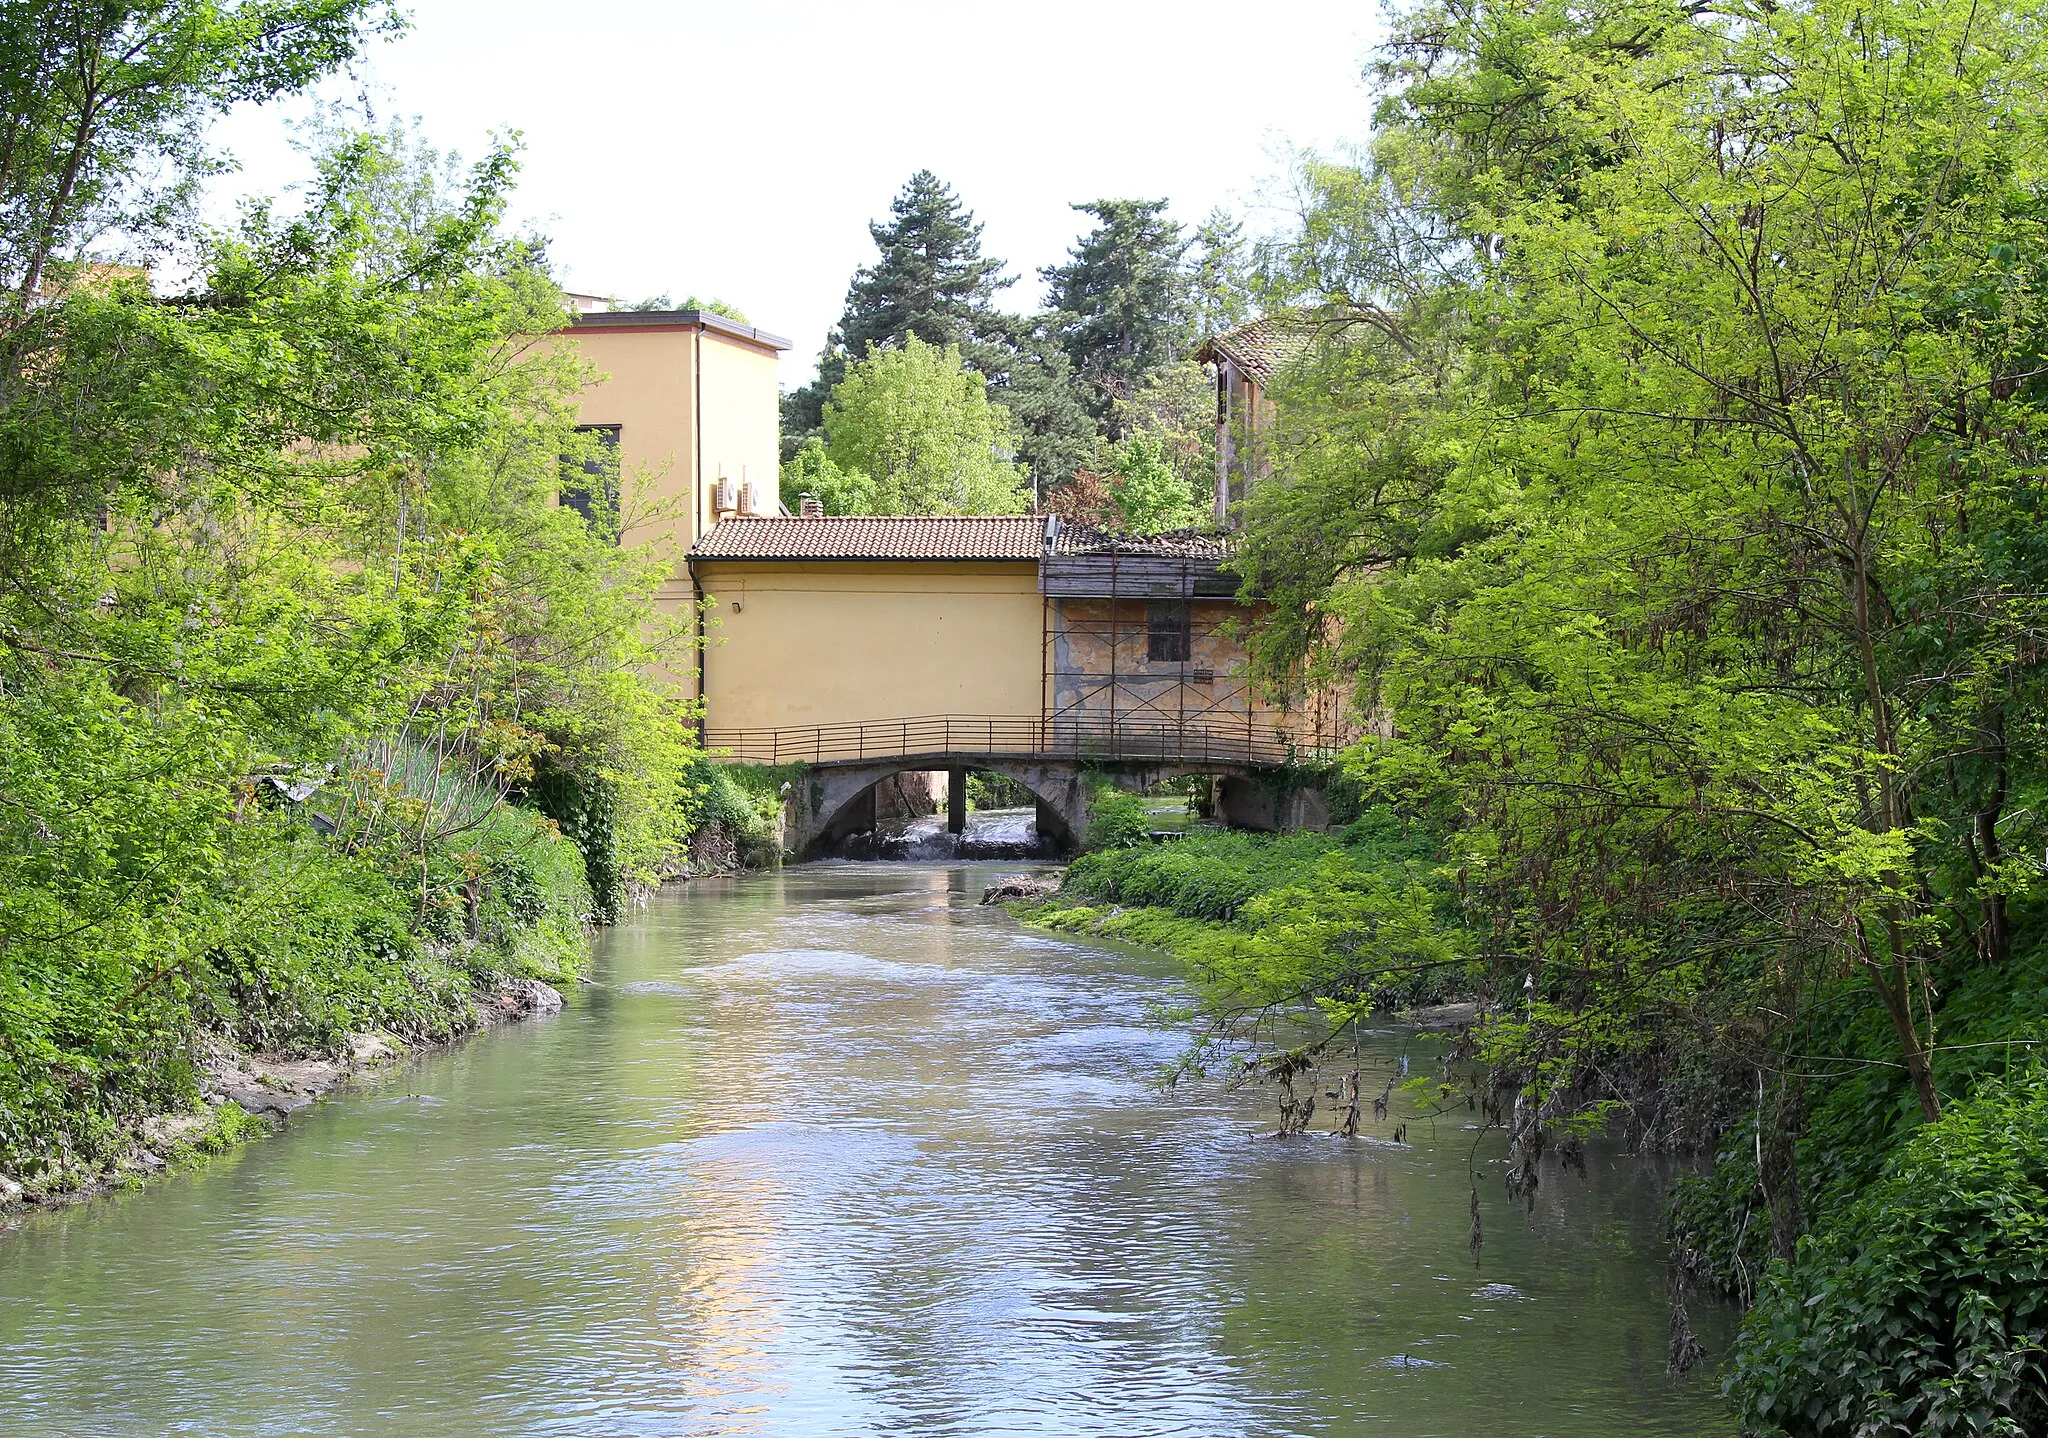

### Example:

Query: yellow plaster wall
xmin=546 ymin=322 xmax=784 ymax=553
xmin=698 ymin=335 xmax=782 ymax=522
xmin=694 ymin=561 xmax=1044 ymax=730
xmin=549 ymin=326 xmax=697 ymax=550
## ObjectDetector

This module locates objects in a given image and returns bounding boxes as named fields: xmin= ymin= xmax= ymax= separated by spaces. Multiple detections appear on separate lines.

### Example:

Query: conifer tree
xmin=1041 ymin=199 xmax=1189 ymax=434
xmin=785 ymin=171 xmax=1014 ymax=434
xmin=986 ymin=321 xmax=1096 ymax=497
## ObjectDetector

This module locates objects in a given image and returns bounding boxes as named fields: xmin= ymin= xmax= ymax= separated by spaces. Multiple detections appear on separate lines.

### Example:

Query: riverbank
xmin=0 ymin=967 xmax=573 ymax=1222
xmin=0 ymin=864 xmax=1732 ymax=1434
xmin=1012 ymin=814 xmax=1477 ymax=1020
xmin=1010 ymin=818 xmax=2048 ymax=1425
xmin=0 ymin=792 xmax=599 ymax=1222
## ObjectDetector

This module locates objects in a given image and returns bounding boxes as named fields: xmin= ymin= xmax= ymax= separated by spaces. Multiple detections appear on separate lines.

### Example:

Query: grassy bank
xmin=0 ymin=791 xmax=591 ymax=1212
xmin=1019 ymin=812 xmax=1480 ymax=1083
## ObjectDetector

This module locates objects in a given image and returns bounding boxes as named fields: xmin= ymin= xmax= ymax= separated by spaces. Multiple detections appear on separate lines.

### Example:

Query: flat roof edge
xmin=566 ymin=309 xmax=792 ymax=351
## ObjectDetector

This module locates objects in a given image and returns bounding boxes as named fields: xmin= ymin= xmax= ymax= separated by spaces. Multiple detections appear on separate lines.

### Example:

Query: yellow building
xmin=687 ymin=515 xmax=1350 ymax=766
xmin=548 ymin=304 xmax=791 ymax=623
xmin=552 ymin=304 xmax=1352 ymax=844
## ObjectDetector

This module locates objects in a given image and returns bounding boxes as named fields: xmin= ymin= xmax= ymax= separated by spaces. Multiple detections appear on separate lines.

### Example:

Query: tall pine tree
xmin=1041 ymin=199 xmax=1189 ymax=435
xmin=985 ymin=320 xmax=1096 ymax=499
xmin=785 ymin=171 xmax=1014 ymax=437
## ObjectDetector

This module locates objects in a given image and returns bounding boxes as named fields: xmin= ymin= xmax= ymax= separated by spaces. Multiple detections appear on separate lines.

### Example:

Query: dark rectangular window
xmin=561 ymin=424 xmax=621 ymax=542
xmin=1147 ymin=601 xmax=1191 ymax=663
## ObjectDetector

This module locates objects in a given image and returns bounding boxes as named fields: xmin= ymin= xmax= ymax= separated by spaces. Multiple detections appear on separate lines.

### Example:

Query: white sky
xmin=204 ymin=0 xmax=1384 ymax=382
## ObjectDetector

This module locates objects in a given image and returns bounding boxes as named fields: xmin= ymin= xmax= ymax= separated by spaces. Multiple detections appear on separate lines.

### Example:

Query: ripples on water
xmin=0 ymin=863 xmax=1734 ymax=1436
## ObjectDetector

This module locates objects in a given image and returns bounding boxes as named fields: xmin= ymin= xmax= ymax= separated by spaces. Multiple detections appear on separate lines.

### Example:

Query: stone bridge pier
xmin=788 ymin=757 xmax=1093 ymax=858
xmin=783 ymin=755 xmax=1322 ymax=858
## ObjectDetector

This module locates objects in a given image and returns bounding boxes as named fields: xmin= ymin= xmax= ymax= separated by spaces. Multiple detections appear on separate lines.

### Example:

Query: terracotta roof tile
xmin=1193 ymin=315 xmax=1315 ymax=383
xmin=1051 ymin=524 xmax=1232 ymax=559
xmin=691 ymin=515 xmax=1048 ymax=561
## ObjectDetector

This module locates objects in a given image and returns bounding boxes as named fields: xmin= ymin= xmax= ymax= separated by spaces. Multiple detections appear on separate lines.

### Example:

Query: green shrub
xmin=528 ymin=766 xmax=624 ymax=922
xmin=1085 ymin=791 xmax=1150 ymax=850
xmin=1730 ymin=1064 xmax=2048 ymax=1436
xmin=682 ymin=762 xmax=788 ymax=867
xmin=1064 ymin=829 xmax=1351 ymax=919
xmin=0 ymin=795 xmax=592 ymax=1186
xmin=967 ymin=771 xmax=1033 ymax=809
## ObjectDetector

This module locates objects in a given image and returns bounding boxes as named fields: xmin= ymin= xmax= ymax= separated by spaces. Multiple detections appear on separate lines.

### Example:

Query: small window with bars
xmin=560 ymin=424 xmax=621 ymax=542
xmin=1147 ymin=601 xmax=1191 ymax=663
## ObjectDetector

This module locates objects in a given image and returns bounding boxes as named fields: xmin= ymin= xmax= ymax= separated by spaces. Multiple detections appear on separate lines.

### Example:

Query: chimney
xmin=798 ymin=493 xmax=824 ymax=519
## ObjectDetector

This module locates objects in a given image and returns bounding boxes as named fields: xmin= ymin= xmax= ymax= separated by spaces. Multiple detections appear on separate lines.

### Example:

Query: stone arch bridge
xmin=686 ymin=515 xmax=1358 ymax=857
xmin=711 ymin=715 xmax=1333 ymax=857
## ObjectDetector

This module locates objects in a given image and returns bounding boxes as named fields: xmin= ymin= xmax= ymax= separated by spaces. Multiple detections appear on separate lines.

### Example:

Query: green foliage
xmin=1066 ymin=828 xmax=1353 ymax=919
xmin=1241 ymin=0 xmax=2048 ymax=1125
xmin=1186 ymin=208 xmax=1256 ymax=339
xmin=1084 ymin=790 xmax=1150 ymax=850
xmin=0 ymin=0 xmax=402 ymax=295
xmin=1731 ymin=1066 xmax=2048 ymax=1437
xmin=1045 ymin=817 xmax=1471 ymax=1070
xmin=966 ymin=771 xmax=1032 ymax=810
xmin=1043 ymin=198 xmax=1190 ymax=433
xmin=527 ymin=768 xmax=624 ymax=924
xmin=0 ymin=41 xmax=699 ymax=1191
xmin=778 ymin=434 xmax=877 ymax=516
xmin=675 ymin=761 xmax=786 ymax=868
xmin=990 ymin=321 xmax=1097 ymax=495
xmin=820 ymin=337 xmax=1030 ymax=514
xmin=1672 ymin=939 xmax=2048 ymax=1303
xmin=1222 ymin=0 xmax=2048 ymax=1416
xmin=188 ymin=1101 xmax=272 ymax=1156
xmin=621 ymin=294 xmax=748 ymax=321
xmin=787 ymin=170 xmax=1016 ymax=436
xmin=1105 ymin=433 xmax=1205 ymax=534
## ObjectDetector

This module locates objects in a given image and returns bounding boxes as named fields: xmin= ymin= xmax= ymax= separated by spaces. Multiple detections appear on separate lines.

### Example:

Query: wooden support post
xmin=948 ymin=767 xmax=967 ymax=835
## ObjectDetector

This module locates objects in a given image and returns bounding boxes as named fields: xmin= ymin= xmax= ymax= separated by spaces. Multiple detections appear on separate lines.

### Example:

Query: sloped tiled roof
xmin=1193 ymin=315 xmax=1314 ymax=383
xmin=691 ymin=515 xmax=1048 ymax=561
xmin=1051 ymin=524 xmax=1232 ymax=560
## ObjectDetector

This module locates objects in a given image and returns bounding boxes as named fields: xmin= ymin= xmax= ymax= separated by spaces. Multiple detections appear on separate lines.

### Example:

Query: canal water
xmin=0 ymin=864 xmax=1733 ymax=1436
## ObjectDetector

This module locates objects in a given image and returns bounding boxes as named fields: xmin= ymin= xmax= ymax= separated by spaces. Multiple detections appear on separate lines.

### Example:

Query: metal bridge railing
xmin=701 ymin=714 xmax=1324 ymax=769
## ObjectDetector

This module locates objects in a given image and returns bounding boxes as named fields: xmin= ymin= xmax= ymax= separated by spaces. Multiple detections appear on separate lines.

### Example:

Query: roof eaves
xmin=566 ymin=308 xmax=792 ymax=352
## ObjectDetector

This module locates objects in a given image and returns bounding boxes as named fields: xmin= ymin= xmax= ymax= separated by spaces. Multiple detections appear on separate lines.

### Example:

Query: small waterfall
xmin=835 ymin=807 xmax=1056 ymax=861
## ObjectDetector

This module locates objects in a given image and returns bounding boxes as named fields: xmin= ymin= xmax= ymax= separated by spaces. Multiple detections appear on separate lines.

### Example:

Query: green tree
xmin=785 ymin=171 xmax=1014 ymax=435
xmin=820 ymin=337 xmax=1029 ymax=514
xmin=1212 ymin=0 xmax=2048 ymax=1417
xmin=1042 ymin=198 xmax=1189 ymax=433
xmin=621 ymin=293 xmax=747 ymax=320
xmin=777 ymin=434 xmax=876 ymax=516
xmin=1186 ymin=207 xmax=1256 ymax=339
xmin=988 ymin=321 xmax=1095 ymax=496
xmin=1105 ymin=433 xmax=1203 ymax=534
xmin=0 ymin=0 xmax=401 ymax=297
xmin=0 ymin=78 xmax=697 ymax=1185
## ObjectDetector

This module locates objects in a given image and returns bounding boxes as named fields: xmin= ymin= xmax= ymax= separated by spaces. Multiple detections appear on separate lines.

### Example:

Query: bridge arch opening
xmin=802 ymin=761 xmax=1084 ymax=859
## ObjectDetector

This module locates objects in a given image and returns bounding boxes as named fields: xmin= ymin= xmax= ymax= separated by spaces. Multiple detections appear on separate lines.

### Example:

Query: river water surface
xmin=0 ymin=863 xmax=1733 ymax=1436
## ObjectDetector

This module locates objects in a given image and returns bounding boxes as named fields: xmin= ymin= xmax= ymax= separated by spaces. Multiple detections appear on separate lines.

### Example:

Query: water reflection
xmin=0 ymin=863 xmax=1732 ymax=1436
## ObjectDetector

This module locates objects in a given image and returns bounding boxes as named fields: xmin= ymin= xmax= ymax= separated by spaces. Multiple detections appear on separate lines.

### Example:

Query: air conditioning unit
xmin=738 ymin=481 xmax=756 ymax=515
xmin=713 ymin=476 xmax=737 ymax=514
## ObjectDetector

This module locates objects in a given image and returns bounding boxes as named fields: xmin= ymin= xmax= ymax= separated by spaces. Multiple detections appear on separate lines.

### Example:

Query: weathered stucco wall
xmin=695 ymin=560 xmax=1044 ymax=732
xmin=1047 ymin=596 xmax=1360 ymax=751
xmin=1049 ymin=597 xmax=1276 ymax=730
